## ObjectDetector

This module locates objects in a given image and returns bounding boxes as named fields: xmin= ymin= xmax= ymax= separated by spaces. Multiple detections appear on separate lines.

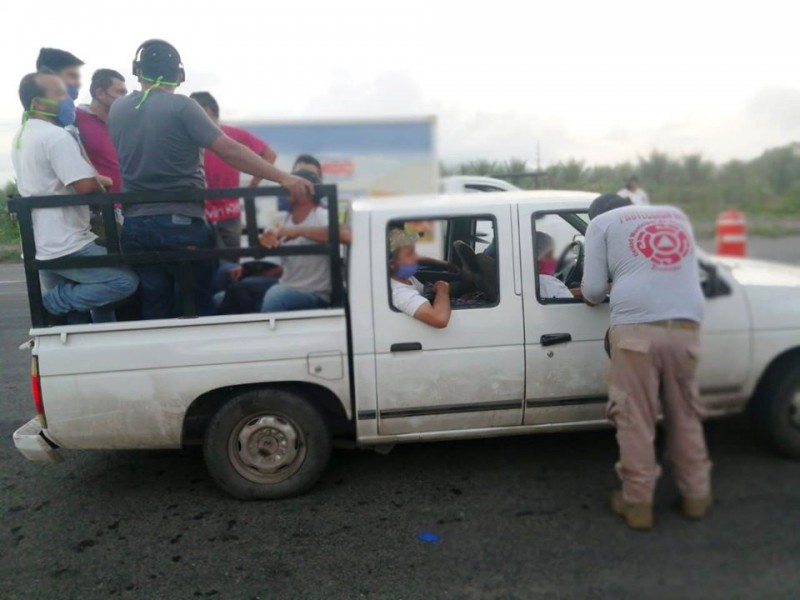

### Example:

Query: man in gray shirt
xmin=582 ymin=194 xmax=711 ymax=530
xmin=110 ymin=39 xmax=312 ymax=320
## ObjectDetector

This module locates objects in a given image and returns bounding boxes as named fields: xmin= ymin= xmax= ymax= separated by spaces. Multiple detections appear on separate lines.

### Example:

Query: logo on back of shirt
xmin=629 ymin=221 xmax=692 ymax=269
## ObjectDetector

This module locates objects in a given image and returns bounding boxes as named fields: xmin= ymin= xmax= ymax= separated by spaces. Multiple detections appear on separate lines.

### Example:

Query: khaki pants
xmin=608 ymin=324 xmax=712 ymax=504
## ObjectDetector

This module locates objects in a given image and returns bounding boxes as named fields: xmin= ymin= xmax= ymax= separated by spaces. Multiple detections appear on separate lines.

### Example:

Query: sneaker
xmin=681 ymin=495 xmax=713 ymax=520
xmin=611 ymin=491 xmax=654 ymax=530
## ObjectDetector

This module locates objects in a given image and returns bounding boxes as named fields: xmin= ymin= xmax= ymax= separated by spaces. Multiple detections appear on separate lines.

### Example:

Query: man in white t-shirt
xmin=259 ymin=170 xmax=351 ymax=312
xmin=617 ymin=176 xmax=650 ymax=206
xmin=11 ymin=72 xmax=138 ymax=324
xmin=582 ymin=193 xmax=710 ymax=530
xmin=535 ymin=231 xmax=573 ymax=300
xmin=388 ymin=229 xmax=451 ymax=329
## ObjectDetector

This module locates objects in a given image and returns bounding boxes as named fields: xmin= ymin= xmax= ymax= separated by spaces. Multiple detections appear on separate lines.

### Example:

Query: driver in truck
xmin=388 ymin=228 xmax=452 ymax=329
xmin=535 ymin=231 xmax=574 ymax=300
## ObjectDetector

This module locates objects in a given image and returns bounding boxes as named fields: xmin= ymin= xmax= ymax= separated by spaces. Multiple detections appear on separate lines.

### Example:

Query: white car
xmin=13 ymin=190 xmax=800 ymax=499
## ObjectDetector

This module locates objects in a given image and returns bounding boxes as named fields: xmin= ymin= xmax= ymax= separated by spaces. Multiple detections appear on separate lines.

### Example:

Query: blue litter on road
xmin=418 ymin=531 xmax=441 ymax=544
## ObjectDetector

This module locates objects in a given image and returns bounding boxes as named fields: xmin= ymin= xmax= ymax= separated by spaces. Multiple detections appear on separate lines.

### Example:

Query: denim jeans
xmin=40 ymin=241 xmax=139 ymax=323
xmin=121 ymin=215 xmax=215 ymax=320
xmin=260 ymin=284 xmax=328 ymax=313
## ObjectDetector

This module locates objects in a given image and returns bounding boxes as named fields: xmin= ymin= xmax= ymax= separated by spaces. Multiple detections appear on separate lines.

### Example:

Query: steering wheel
xmin=556 ymin=240 xmax=585 ymax=288
xmin=453 ymin=240 xmax=499 ymax=302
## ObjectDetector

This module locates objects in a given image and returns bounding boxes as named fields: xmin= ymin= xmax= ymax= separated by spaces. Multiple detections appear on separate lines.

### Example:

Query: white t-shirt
xmin=618 ymin=187 xmax=650 ymax=206
xmin=539 ymin=274 xmax=573 ymax=299
xmin=11 ymin=119 xmax=97 ymax=260
xmin=391 ymin=276 xmax=428 ymax=317
xmin=581 ymin=205 xmax=704 ymax=326
xmin=279 ymin=207 xmax=332 ymax=303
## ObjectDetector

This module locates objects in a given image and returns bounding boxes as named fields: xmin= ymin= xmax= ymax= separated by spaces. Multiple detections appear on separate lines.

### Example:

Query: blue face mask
xmin=67 ymin=85 xmax=79 ymax=101
xmin=395 ymin=263 xmax=419 ymax=279
xmin=32 ymin=97 xmax=77 ymax=127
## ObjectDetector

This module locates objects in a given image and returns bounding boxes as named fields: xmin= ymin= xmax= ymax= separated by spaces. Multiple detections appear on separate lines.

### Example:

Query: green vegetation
xmin=443 ymin=144 xmax=800 ymax=231
xmin=0 ymin=181 xmax=20 ymax=260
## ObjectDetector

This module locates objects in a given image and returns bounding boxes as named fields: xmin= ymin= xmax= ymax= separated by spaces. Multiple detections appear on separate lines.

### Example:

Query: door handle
xmin=541 ymin=333 xmax=572 ymax=347
xmin=391 ymin=342 xmax=422 ymax=353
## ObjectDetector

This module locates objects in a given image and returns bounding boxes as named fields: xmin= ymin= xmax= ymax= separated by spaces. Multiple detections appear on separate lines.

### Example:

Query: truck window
xmin=387 ymin=216 xmax=500 ymax=311
xmin=532 ymin=212 xmax=588 ymax=304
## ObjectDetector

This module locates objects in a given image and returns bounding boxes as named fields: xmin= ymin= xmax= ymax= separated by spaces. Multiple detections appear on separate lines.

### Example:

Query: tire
xmin=750 ymin=361 xmax=800 ymax=459
xmin=203 ymin=388 xmax=332 ymax=500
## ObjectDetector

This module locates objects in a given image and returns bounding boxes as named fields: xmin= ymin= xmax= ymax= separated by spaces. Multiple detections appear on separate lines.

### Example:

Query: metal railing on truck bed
xmin=7 ymin=184 xmax=344 ymax=328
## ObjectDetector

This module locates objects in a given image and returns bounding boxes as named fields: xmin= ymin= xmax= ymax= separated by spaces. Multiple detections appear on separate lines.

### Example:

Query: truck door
xmin=520 ymin=207 xmax=611 ymax=426
xmin=371 ymin=205 xmax=525 ymax=436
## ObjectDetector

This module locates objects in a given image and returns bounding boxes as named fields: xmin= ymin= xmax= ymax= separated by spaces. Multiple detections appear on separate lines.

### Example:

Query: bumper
xmin=13 ymin=417 xmax=63 ymax=464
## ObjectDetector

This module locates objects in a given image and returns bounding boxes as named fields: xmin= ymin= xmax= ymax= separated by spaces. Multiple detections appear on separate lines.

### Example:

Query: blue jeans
xmin=121 ymin=215 xmax=215 ymax=320
xmin=260 ymin=284 xmax=328 ymax=313
xmin=40 ymin=242 xmax=139 ymax=323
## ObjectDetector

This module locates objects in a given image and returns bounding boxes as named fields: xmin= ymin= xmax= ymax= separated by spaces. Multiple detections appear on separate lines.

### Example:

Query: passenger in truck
xmin=535 ymin=231 xmax=575 ymax=300
xmin=388 ymin=228 xmax=452 ymax=329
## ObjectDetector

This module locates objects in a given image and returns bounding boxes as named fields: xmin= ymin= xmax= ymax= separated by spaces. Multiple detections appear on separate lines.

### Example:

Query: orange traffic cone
xmin=715 ymin=209 xmax=747 ymax=257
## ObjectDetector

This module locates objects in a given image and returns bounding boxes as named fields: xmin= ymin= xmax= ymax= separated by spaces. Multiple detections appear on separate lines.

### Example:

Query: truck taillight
xmin=31 ymin=356 xmax=46 ymax=427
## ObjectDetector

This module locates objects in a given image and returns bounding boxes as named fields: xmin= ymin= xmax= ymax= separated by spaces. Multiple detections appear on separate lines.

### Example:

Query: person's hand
xmin=228 ymin=265 xmax=244 ymax=281
xmin=248 ymin=176 xmax=262 ymax=188
xmin=433 ymin=281 xmax=450 ymax=296
xmin=280 ymin=173 xmax=314 ymax=204
xmin=96 ymin=175 xmax=113 ymax=190
xmin=259 ymin=229 xmax=280 ymax=249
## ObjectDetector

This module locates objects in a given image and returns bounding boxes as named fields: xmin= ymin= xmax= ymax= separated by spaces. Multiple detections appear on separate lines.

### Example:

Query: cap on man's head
xmin=626 ymin=175 xmax=639 ymax=184
xmin=588 ymin=193 xmax=633 ymax=220
xmin=389 ymin=228 xmax=420 ymax=255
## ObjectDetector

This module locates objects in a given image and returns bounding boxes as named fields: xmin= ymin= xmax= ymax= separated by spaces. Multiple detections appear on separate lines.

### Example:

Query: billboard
xmin=239 ymin=116 xmax=437 ymax=202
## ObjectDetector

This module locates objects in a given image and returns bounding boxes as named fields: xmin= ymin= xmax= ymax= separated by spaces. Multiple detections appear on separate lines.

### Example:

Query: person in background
xmin=11 ymin=72 xmax=138 ymax=324
xmin=618 ymin=175 xmax=650 ymax=205
xmin=110 ymin=39 xmax=312 ymax=320
xmin=190 ymin=91 xmax=277 ymax=250
xmin=75 ymin=69 xmax=128 ymax=193
xmin=388 ymin=228 xmax=451 ymax=328
xmin=277 ymin=155 xmax=323 ymax=212
xmin=36 ymin=48 xmax=84 ymax=102
xmin=535 ymin=231 xmax=573 ymax=300
xmin=259 ymin=170 xmax=350 ymax=312
xmin=581 ymin=193 xmax=711 ymax=531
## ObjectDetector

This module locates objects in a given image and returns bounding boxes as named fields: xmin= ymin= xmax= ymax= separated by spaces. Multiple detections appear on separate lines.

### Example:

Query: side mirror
xmin=700 ymin=262 xmax=731 ymax=298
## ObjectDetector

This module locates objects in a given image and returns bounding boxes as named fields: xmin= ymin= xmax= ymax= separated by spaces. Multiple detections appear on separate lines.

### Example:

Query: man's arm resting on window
xmin=412 ymin=281 xmax=451 ymax=329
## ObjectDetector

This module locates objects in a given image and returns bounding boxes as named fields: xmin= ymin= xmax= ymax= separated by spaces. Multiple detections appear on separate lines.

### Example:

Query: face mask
xmin=395 ymin=263 xmax=419 ymax=279
xmin=539 ymin=257 xmax=557 ymax=276
xmin=67 ymin=85 xmax=79 ymax=101
xmin=29 ymin=98 xmax=76 ymax=127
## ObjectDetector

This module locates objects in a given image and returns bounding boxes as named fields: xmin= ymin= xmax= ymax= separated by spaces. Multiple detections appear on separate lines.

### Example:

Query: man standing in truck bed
xmin=109 ymin=39 xmax=313 ymax=320
xmin=582 ymin=194 xmax=712 ymax=530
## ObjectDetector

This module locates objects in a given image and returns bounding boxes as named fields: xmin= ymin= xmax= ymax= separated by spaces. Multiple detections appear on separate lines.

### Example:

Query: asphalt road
xmin=1 ymin=254 xmax=799 ymax=600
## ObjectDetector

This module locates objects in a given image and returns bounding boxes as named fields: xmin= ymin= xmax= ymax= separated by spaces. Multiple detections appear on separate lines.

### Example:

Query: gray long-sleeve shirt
xmin=581 ymin=205 xmax=704 ymax=326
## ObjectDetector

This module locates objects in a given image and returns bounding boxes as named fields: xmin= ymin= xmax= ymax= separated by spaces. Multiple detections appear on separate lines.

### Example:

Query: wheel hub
xmin=237 ymin=416 xmax=299 ymax=474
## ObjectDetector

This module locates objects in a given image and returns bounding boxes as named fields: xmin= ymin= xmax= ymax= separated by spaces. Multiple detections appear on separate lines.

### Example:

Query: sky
xmin=2 ymin=0 xmax=800 ymax=182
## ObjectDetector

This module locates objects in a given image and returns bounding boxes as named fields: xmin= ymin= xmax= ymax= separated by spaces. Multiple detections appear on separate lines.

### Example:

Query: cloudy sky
xmin=2 ymin=0 xmax=799 ymax=181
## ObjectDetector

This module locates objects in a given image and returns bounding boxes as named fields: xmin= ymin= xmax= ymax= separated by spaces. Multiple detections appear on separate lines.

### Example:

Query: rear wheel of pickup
xmin=203 ymin=388 xmax=332 ymax=500
xmin=750 ymin=360 xmax=800 ymax=459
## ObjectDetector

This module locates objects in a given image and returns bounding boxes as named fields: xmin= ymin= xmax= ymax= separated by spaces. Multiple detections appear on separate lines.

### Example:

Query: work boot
xmin=611 ymin=491 xmax=653 ymax=530
xmin=681 ymin=495 xmax=713 ymax=520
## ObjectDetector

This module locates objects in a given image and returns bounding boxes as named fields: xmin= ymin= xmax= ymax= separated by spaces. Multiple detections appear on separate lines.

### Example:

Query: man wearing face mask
xmin=11 ymin=72 xmax=138 ymax=324
xmin=36 ymin=48 xmax=84 ymax=103
xmin=75 ymin=69 xmax=128 ymax=193
xmin=110 ymin=39 xmax=313 ymax=320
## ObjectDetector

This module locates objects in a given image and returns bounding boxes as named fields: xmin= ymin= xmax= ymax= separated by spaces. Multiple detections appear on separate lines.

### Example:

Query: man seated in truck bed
xmin=388 ymin=228 xmax=452 ymax=329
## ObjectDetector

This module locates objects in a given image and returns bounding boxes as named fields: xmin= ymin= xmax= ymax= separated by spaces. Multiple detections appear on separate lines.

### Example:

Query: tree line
xmin=442 ymin=144 xmax=800 ymax=219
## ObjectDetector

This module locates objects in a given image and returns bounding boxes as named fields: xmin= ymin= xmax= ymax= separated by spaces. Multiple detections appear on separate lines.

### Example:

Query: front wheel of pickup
xmin=203 ymin=389 xmax=331 ymax=500
xmin=750 ymin=360 xmax=800 ymax=459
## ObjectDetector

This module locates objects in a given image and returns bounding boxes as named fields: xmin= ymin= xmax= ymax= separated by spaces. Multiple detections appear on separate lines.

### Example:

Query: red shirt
xmin=75 ymin=107 xmax=122 ymax=193
xmin=204 ymin=124 xmax=269 ymax=223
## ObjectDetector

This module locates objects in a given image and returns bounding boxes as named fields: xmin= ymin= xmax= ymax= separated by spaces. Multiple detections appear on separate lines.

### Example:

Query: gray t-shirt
xmin=109 ymin=90 xmax=222 ymax=219
xmin=279 ymin=208 xmax=332 ymax=303
xmin=581 ymin=205 xmax=704 ymax=326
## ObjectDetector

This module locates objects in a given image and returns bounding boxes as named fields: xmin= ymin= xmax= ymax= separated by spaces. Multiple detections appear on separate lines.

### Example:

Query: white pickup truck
xmin=13 ymin=190 xmax=800 ymax=499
